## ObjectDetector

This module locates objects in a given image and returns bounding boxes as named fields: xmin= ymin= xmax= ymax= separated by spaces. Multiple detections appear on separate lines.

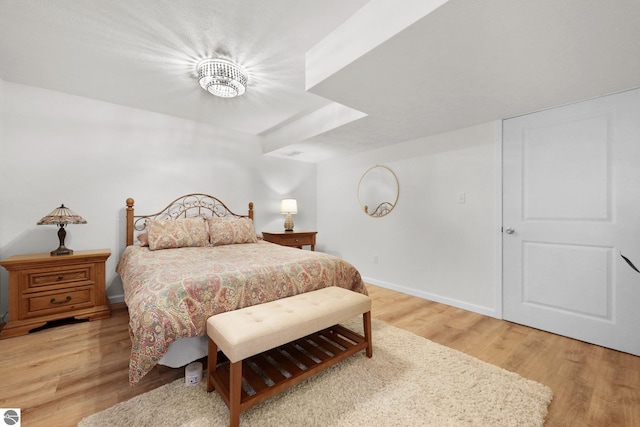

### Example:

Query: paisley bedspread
xmin=116 ymin=240 xmax=366 ymax=384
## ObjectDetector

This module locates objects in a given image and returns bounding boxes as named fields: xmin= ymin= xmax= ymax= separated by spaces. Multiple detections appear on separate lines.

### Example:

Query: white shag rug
xmin=79 ymin=319 xmax=552 ymax=427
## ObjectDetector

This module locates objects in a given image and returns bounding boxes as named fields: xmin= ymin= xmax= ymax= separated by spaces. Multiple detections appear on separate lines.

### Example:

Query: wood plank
xmin=251 ymin=353 xmax=287 ymax=383
xmin=316 ymin=331 xmax=349 ymax=353
xmin=322 ymin=332 xmax=352 ymax=350
xmin=280 ymin=342 xmax=318 ymax=369
xmin=332 ymin=324 xmax=365 ymax=344
xmin=240 ymin=360 xmax=270 ymax=395
xmin=292 ymin=336 xmax=333 ymax=362
xmin=263 ymin=348 xmax=304 ymax=377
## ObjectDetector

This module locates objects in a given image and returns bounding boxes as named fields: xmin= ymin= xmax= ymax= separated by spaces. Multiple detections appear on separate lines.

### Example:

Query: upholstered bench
xmin=206 ymin=286 xmax=372 ymax=427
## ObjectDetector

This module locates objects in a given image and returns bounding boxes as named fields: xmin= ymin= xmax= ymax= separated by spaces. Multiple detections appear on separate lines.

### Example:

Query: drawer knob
xmin=57 ymin=275 xmax=64 ymax=281
xmin=50 ymin=296 xmax=72 ymax=305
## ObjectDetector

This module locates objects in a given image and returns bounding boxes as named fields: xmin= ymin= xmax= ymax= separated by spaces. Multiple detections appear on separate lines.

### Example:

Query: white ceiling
xmin=2 ymin=0 xmax=640 ymax=163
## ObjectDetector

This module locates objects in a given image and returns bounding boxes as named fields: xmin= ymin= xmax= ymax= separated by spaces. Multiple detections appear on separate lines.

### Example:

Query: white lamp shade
xmin=280 ymin=199 xmax=298 ymax=214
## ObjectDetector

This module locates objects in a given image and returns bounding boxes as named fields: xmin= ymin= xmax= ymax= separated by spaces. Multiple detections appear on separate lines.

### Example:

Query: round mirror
xmin=357 ymin=165 xmax=399 ymax=217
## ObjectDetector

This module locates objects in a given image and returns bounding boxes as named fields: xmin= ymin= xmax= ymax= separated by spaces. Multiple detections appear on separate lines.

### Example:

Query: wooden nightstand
xmin=262 ymin=231 xmax=317 ymax=251
xmin=0 ymin=249 xmax=111 ymax=339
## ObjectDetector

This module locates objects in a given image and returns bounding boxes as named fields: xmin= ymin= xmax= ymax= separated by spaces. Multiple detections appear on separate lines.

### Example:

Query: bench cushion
xmin=207 ymin=287 xmax=371 ymax=363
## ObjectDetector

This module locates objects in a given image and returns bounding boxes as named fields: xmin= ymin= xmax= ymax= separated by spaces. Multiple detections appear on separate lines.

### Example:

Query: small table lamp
xmin=280 ymin=199 xmax=297 ymax=231
xmin=37 ymin=204 xmax=87 ymax=256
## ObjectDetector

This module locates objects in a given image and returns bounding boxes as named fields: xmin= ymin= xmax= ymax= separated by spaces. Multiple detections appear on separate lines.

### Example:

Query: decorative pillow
xmin=146 ymin=217 xmax=209 ymax=250
xmin=207 ymin=217 xmax=258 ymax=246
xmin=137 ymin=232 xmax=149 ymax=247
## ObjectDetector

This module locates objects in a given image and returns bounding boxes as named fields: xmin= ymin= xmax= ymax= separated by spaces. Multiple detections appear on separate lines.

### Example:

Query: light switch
xmin=457 ymin=192 xmax=466 ymax=204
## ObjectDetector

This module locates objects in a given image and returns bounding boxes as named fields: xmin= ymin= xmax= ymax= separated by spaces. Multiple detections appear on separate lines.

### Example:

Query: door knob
xmin=504 ymin=227 xmax=515 ymax=234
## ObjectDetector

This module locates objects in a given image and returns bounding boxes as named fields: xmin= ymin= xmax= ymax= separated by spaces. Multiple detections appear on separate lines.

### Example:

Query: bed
xmin=117 ymin=193 xmax=366 ymax=384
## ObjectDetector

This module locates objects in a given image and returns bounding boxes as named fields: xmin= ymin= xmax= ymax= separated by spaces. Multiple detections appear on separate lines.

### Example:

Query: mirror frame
xmin=357 ymin=165 xmax=399 ymax=217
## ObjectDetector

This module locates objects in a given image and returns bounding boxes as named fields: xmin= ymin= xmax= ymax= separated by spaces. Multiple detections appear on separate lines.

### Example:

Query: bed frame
xmin=125 ymin=193 xmax=254 ymax=246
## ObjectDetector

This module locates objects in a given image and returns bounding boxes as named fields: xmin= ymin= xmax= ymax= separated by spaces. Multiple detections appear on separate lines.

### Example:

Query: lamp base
xmin=51 ymin=246 xmax=73 ymax=256
xmin=51 ymin=224 xmax=73 ymax=255
xmin=284 ymin=213 xmax=294 ymax=232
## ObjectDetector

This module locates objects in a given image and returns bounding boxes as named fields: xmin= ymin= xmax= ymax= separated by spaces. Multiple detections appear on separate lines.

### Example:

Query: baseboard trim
xmin=363 ymin=276 xmax=498 ymax=318
xmin=107 ymin=294 xmax=125 ymax=305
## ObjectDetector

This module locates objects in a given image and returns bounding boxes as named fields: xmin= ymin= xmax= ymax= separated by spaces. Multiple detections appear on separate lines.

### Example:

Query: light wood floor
xmin=1 ymin=284 xmax=638 ymax=426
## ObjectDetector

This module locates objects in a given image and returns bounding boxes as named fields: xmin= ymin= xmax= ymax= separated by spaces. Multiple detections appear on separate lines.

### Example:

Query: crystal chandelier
xmin=197 ymin=59 xmax=248 ymax=98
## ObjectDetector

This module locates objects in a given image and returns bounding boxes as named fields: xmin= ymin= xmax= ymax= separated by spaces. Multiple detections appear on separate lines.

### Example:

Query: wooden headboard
xmin=125 ymin=193 xmax=254 ymax=246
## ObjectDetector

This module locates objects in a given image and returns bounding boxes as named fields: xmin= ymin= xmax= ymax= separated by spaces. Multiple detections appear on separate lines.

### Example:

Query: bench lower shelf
xmin=207 ymin=322 xmax=371 ymax=425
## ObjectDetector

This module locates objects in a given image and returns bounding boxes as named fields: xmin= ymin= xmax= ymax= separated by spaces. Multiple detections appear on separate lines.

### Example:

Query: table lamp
xmin=37 ymin=204 xmax=87 ymax=255
xmin=280 ymin=199 xmax=297 ymax=231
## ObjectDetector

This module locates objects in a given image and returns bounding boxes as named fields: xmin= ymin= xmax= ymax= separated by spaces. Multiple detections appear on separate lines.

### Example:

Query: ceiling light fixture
xmin=197 ymin=58 xmax=247 ymax=98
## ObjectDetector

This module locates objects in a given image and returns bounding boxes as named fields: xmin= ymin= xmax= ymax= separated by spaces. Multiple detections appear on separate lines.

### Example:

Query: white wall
xmin=317 ymin=121 xmax=499 ymax=316
xmin=0 ymin=82 xmax=317 ymax=318
xmin=0 ymin=80 xmax=498 ymax=321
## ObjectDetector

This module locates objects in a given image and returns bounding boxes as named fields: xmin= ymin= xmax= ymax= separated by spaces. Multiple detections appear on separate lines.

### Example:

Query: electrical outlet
xmin=372 ymin=255 xmax=378 ymax=264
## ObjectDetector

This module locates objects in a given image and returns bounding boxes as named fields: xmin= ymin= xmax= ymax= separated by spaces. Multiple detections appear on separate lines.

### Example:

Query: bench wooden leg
xmin=207 ymin=338 xmax=218 ymax=393
xmin=229 ymin=360 xmax=242 ymax=427
xmin=363 ymin=311 xmax=373 ymax=358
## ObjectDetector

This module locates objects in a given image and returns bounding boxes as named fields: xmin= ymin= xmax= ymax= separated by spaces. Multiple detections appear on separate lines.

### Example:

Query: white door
xmin=503 ymin=88 xmax=640 ymax=356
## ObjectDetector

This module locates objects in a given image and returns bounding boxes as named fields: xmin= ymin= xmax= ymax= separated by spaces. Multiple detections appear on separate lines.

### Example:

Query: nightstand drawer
xmin=27 ymin=287 xmax=94 ymax=316
xmin=27 ymin=265 xmax=93 ymax=288
xmin=279 ymin=234 xmax=314 ymax=246
xmin=262 ymin=231 xmax=317 ymax=251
